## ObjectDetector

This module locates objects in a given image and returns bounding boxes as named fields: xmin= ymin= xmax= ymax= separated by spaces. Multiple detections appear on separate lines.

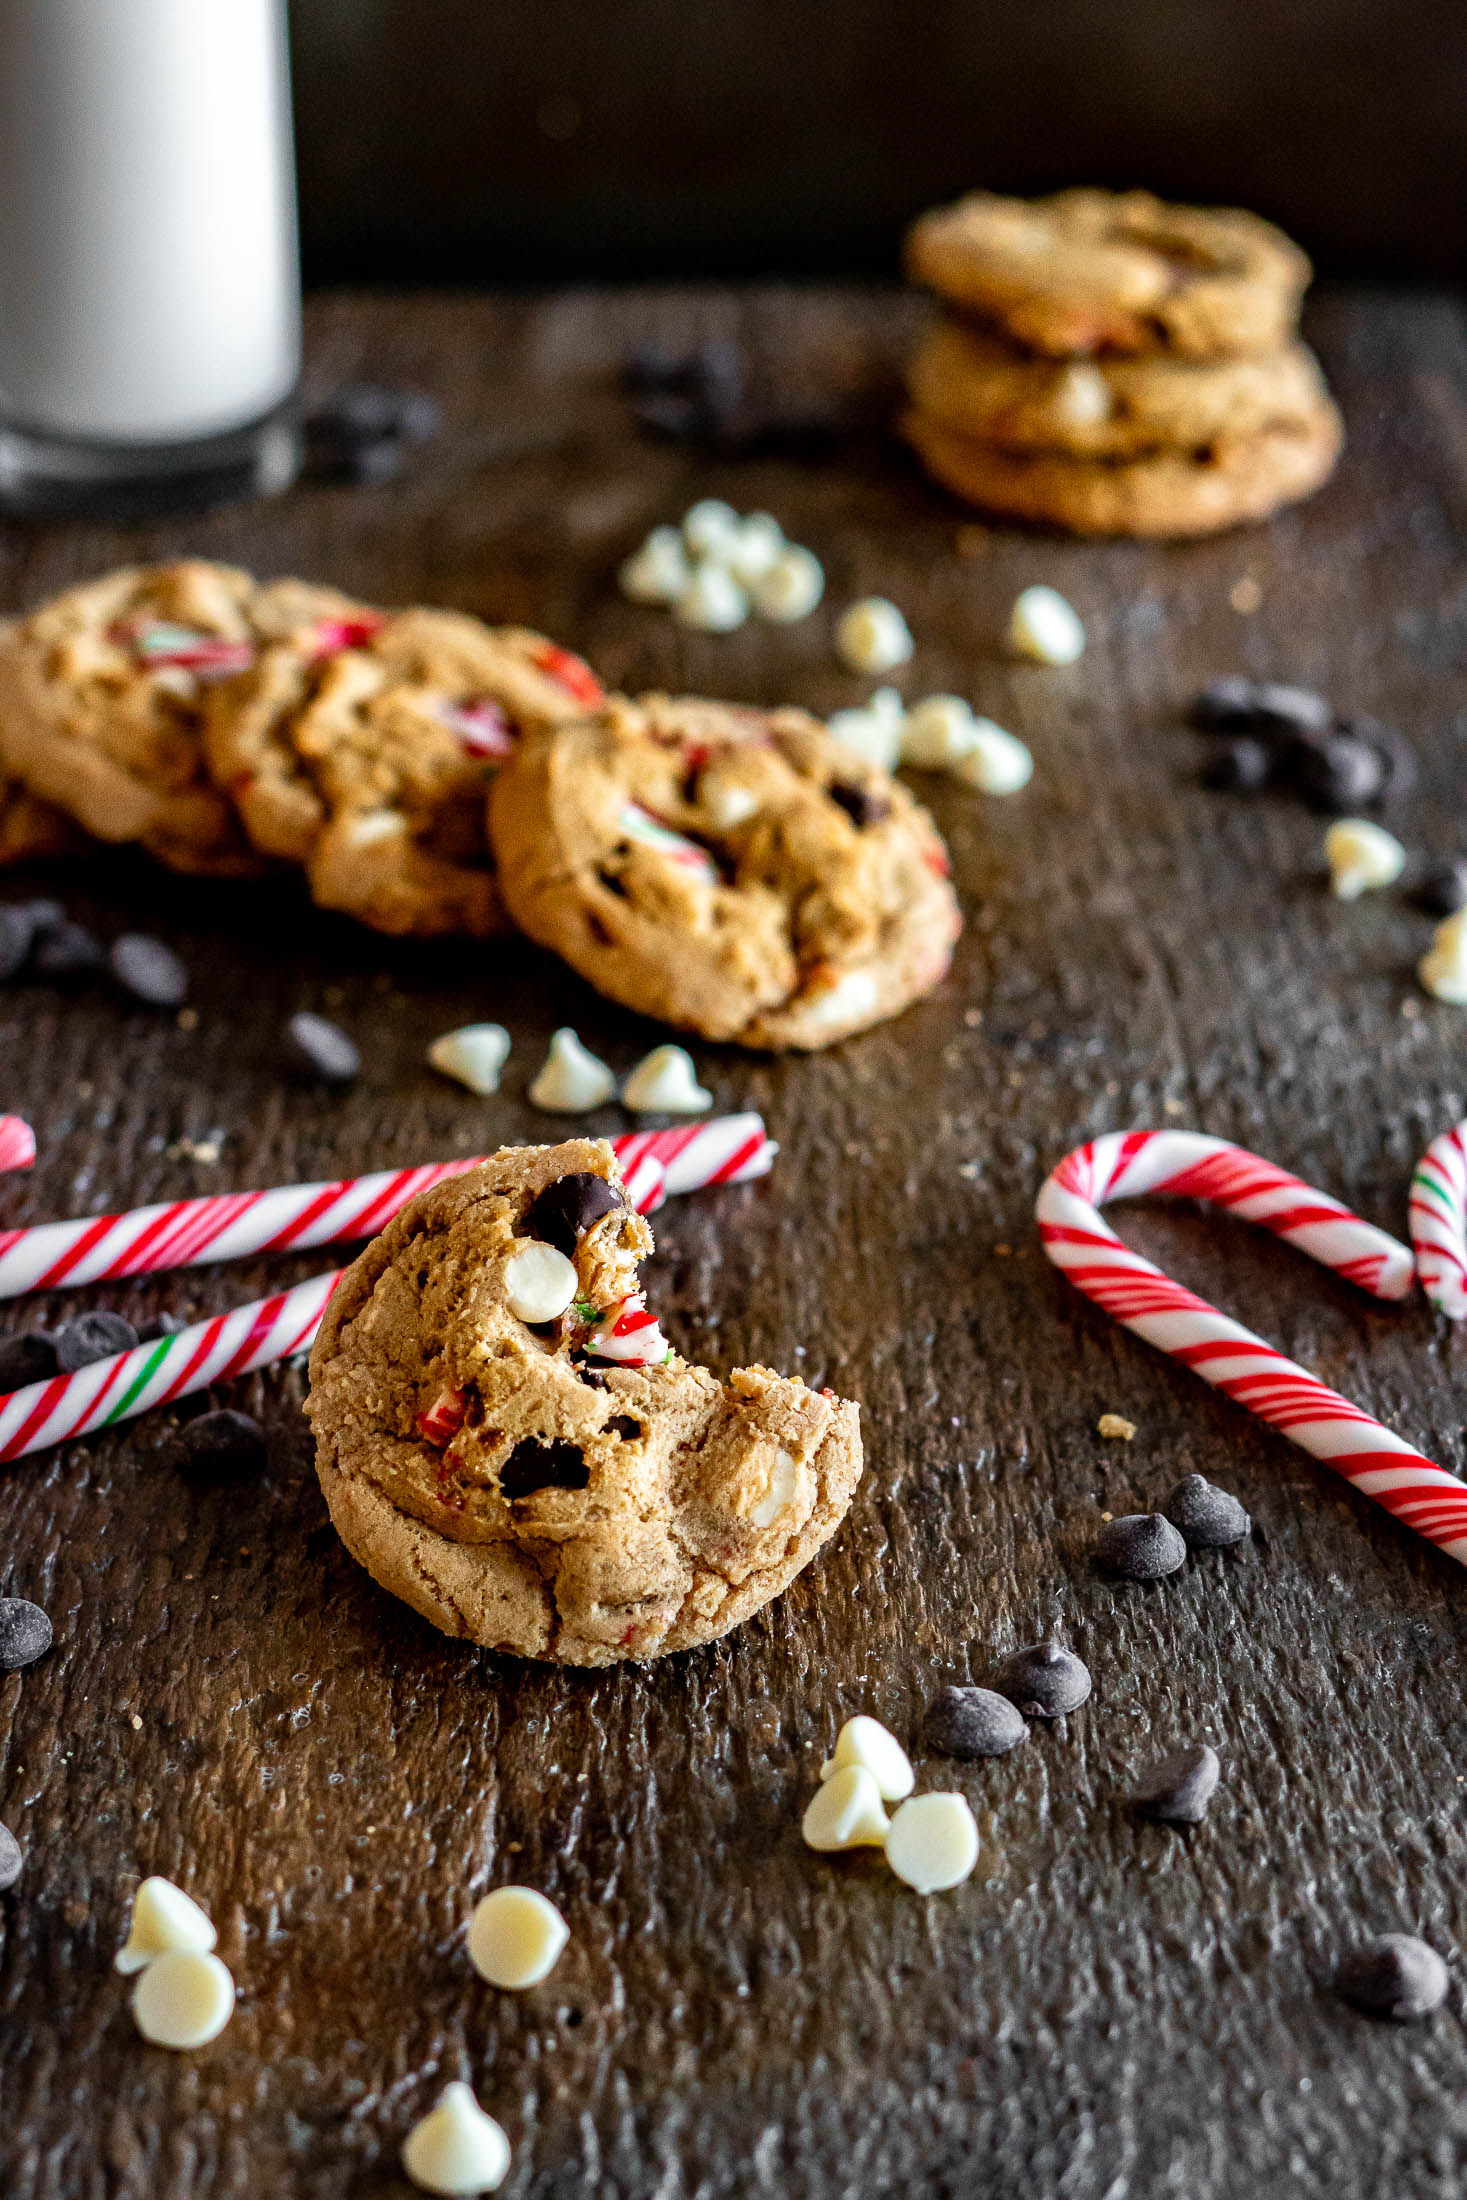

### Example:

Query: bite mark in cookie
xmin=489 ymin=695 xmax=962 ymax=1049
xmin=204 ymin=608 xmax=605 ymax=936
xmin=306 ymin=1138 xmax=863 ymax=1665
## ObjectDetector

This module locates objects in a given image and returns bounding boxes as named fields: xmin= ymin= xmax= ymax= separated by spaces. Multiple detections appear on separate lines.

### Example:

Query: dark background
xmin=288 ymin=0 xmax=1467 ymax=287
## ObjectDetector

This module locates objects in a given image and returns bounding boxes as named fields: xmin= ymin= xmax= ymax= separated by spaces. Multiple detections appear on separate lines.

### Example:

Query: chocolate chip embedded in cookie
xmin=305 ymin=1138 xmax=863 ymax=1665
xmin=907 ymin=319 xmax=1333 ymax=460
xmin=905 ymin=189 xmax=1311 ymax=360
xmin=0 ymin=563 xmax=375 ymax=877
xmin=204 ymin=608 xmax=605 ymax=937
xmin=490 ymin=694 xmax=961 ymax=1050
xmin=903 ymin=402 xmax=1343 ymax=538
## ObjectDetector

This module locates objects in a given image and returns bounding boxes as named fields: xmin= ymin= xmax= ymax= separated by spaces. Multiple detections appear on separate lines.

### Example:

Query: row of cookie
xmin=900 ymin=188 xmax=1344 ymax=536
xmin=0 ymin=561 xmax=962 ymax=1051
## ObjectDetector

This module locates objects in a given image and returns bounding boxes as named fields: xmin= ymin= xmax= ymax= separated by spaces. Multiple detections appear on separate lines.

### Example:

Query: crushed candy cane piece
xmin=532 ymin=642 xmax=603 ymax=709
xmin=528 ymin=1028 xmax=616 ymax=1111
xmin=618 ymin=801 xmax=719 ymax=882
xmin=115 ymin=1875 xmax=217 ymax=1975
xmin=438 ymin=697 xmax=515 ymax=760
xmin=418 ymin=1388 xmax=468 ymax=1448
xmin=401 ymin=2081 xmax=511 ymax=2197
xmin=621 ymin=1045 xmax=713 ymax=1115
xmin=1325 ymin=817 xmax=1406 ymax=900
xmin=1007 ymin=585 xmax=1085 ymax=665
xmin=583 ymin=1292 xmax=670 ymax=1367
xmin=311 ymin=614 xmax=387 ymax=658
xmin=819 ymin=1715 xmax=915 ymax=1802
xmin=801 ymin=1764 xmax=891 ymax=1852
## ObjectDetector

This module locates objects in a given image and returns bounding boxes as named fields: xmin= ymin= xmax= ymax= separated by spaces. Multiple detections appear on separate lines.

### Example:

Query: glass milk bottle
xmin=0 ymin=0 xmax=301 ymax=515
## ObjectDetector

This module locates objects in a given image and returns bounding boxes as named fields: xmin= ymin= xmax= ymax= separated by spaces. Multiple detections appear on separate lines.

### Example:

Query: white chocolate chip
xmin=900 ymin=695 xmax=979 ymax=769
xmin=131 ymin=1948 xmax=235 ymax=2048
xmin=503 ymin=1242 xmax=579 ymax=1325
xmin=1325 ymin=817 xmax=1406 ymax=900
xmin=468 ymin=1886 xmax=569 ymax=1990
xmin=621 ymin=1044 xmax=714 ymax=1115
xmin=801 ymin=1764 xmax=891 ymax=1852
xmin=819 ymin=1715 xmax=915 ymax=1801
xmin=682 ymin=498 xmax=743 ymax=558
xmin=700 ymin=779 xmax=761 ymax=832
xmin=804 ymin=968 xmax=880 ymax=1029
xmin=427 ymin=1024 xmax=511 ymax=1097
xmin=826 ymin=705 xmax=902 ymax=773
xmin=401 ymin=2082 xmax=512 ymax=2197
xmin=750 ymin=544 xmax=825 ymax=623
xmin=1420 ymin=911 xmax=1467 ymax=1003
xmin=115 ymin=1875 xmax=217 ymax=1975
xmin=673 ymin=561 xmax=749 ymax=634
xmin=867 ymin=686 xmax=906 ymax=727
xmin=953 ymin=721 xmax=1034 ymax=795
xmin=883 ymin=1792 xmax=980 ymax=1893
xmin=1054 ymin=363 xmax=1113 ymax=426
xmin=619 ymin=525 xmax=690 ymax=605
xmin=835 ymin=597 xmax=915 ymax=675
xmin=344 ymin=806 xmax=410 ymax=846
xmin=749 ymin=1446 xmax=797 ymax=1528
xmin=528 ymin=1027 xmax=616 ymax=1111
xmin=726 ymin=511 xmax=785 ymax=584
xmin=1007 ymin=584 xmax=1086 ymax=665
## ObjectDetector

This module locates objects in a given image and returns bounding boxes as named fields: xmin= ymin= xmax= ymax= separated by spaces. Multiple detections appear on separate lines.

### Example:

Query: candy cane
xmin=612 ymin=1114 xmax=777 ymax=1200
xmin=1036 ymin=1130 xmax=1467 ymax=1567
xmin=618 ymin=801 xmax=718 ymax=884
xmin=0 ymin=1117 xmax=36 ymax=1174
xmin=0 ymin=1269 xmax=340 ymax=1464
xmin=1410 ymin=1121 xmax=1467 ymax=1320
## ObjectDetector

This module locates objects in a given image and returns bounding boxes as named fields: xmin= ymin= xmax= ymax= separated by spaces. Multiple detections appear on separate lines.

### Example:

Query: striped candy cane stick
xmin=0 ymin=1268 xmax=341 ymax=1464
xmin=1410 ymin=1121 xmax=1467 ymax=1319
xmin=612 ymin=1114 xmax=777 ymax=1202
xmin=1036 ymin=1129 xmax=1467 ymax=1567
xmin=0 ymin=1117 xmax=36 ymax=1174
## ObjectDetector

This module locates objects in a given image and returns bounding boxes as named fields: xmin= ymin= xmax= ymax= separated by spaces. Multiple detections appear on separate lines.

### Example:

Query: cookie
xmin=306 ymin=1138 xmax=863 ymax=1665
xmin=0 ymin=562 xmax=373 ymax=876
xmin=0 ymin=779 xmax=82 ymax=866
xmin=903 ymin=401 xmax=1343 ymax=537
xmin=905 ymin=189 xmax=1311 ymax=359
xmin=490 ymin=695 xmax=961 ymax=1050
xmin=204 ymin=608 xmax=605 ymax=937
xmin=907 ymin=318 xmax=1332 ymax=459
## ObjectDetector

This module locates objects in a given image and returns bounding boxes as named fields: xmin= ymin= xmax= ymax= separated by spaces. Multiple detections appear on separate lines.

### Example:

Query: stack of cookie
xmin=901 ymin=188 xmax=1343 ymax=537
xmin=0 ymin=560 xmax=962 ymax=1053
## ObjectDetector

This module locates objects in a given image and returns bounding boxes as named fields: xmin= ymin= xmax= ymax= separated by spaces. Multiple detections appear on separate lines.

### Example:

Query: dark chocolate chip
xmin=0 ymin=1822 xmax=20 ymax=1891
xmin=54 ymin=1310 xmax=139 ymax=1372
xmin=33 ymin=921 xmax=102 ymax=980
xmin=1190 ymin=679 xmax=1332 ymax=740
xmin=500 ymin=1436 xmax=590 ymax=1499
xmin=1096 ymin=1512 xmax=1188 ymax=1579
xmin=137 ymin=1312 xmax=187 ymax=1343
xmin=1200 ymin=737 xmax=1274 ymax=792
xmin=1129 ymin=1743 xmax=1221 ymax=1823
xmin=524 ymin=1171 xmax=621 ymax=1257
xmin=829 ymin=781 xmax=892 ymax=829
xmin=1165 ymin=1473 xmax=1251 ymax=1547
xmin=1286 ymin=729 xmax=1388 ymax=813
xmin=1349 ymin=717 xmax=1416 ymax=805
xmin=0 ymin=1330 xmax=59 ymax=1389
xmin=922 ymin=1684 xmax=1027 ymax=1758
xmin=607 ymin=1415 xmax=643 ymax=1441
xmin=0 ymin=1596 xmax=52 ymax=1670
xmin=1189 ymin=677 xmax=1262 ymax=732
xmin=176 ymin=1408 xmax=268 ymax=1478
xmin=1416 ymin=862 xmax=1467 ymax=919
xmin=110 ymin=933 xmax=188 ymax=1006
xmin=573 ymin=1361 xmax=608 ymax=1389
xmin=1337 ymin=1934 xmax=1448 ymax=2021
xmin=286 ymin=1011 xmax=361 ymax=1082
xmin=0 ymin=906 xmax=35 ymax=981
xmin=994 ymin=1638 xmax=1091 ymax=1718
xmin=1250 ymin=682 xmax=1332 ymax=736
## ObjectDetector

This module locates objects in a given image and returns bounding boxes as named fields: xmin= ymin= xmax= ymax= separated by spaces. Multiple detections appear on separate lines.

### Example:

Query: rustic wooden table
xmin=4 ymin=287 xmax=1467 ymax=2200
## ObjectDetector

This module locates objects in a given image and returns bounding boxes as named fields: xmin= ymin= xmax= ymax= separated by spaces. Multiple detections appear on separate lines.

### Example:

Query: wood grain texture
xmin=3 ymin=288 xmax=1467 ymax=2197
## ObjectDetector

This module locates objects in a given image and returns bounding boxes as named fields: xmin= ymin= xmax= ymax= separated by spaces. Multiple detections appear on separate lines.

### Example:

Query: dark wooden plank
xmin=3 ymin=287 xmax=1467 ymax=2198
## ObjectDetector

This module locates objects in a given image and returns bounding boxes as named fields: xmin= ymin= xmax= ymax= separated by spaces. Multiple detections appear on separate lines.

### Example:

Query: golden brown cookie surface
xmin=905 ymin=189 xmax=1311 ymax=359
xmin=306 ymin=1139 xmax=863 ymax=1665
xmin=204 ymin=608 xmax=604 ymax=937
xmin=0 ymin=562 xmax=370 ymax=876
xmin=907 ymin=318 xmax=1332 ymax=459
xmin=903 ymin=401 xmax=1343 ymax=537
xmin=490 ymin=695 xmax=961 ymax=1050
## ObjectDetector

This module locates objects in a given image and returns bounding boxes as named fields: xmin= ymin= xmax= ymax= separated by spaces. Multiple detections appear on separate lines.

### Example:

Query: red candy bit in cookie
xmin=310 ymin=614 xmax=387 ymax=660
xmin=417 ymin=1386 xmax=467 ymax=1446
xmin=112 ymin=621 xmax=255 ymax=679
xmin=532 ymin=642 xmax=604 ymax=709
xmin=923 ymin=844 xmax=952 ymax=878
xmin=438 ymin=696 xmax=516 ymax=760
xmin=584 ymin=1293 xmax=671 ymax=1368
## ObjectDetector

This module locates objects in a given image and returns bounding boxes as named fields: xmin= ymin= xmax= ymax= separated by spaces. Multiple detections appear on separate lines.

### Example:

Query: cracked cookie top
xmin=489 ymin=694 xmax=961 ymax=1050
xmin=306 ymin=1138 xmax=862 ymax=1665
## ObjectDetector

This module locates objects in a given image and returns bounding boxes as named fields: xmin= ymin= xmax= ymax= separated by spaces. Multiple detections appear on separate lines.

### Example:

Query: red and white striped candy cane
xmin=0 ymin=1116 xmax=36 ymax=1174
xmin=1036 ymin=1129 xmax=1467 ymax=1567
xmin=613 ymin=1113 xmax=777 ymax=1200
xmin=1410 ymin=1120 xmax=1467 ymax=1320
xmin=0 ymin=1268 xmax=340 ymax=1464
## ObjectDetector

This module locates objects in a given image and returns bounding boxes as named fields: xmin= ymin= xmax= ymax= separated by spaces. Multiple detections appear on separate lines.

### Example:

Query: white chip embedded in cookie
xmin=489 ymin=695 xmax=961 ymax=1050
xmin=305 ymin=1139 xmax=863 ymax=1666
